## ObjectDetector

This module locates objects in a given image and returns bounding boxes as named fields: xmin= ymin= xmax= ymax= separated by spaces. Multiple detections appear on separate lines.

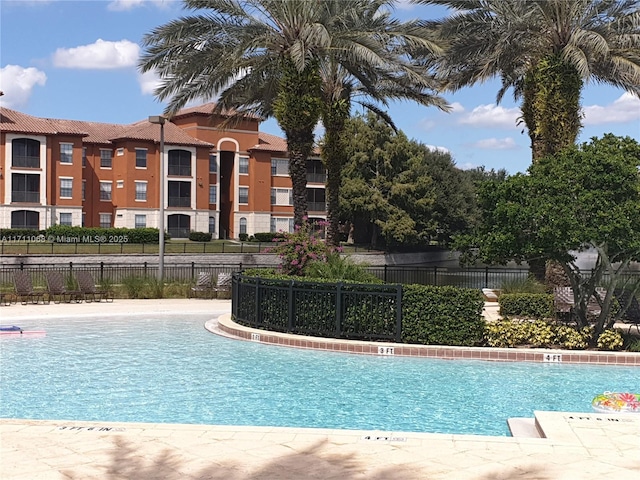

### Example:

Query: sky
xmin=1 ymin=0 xmax=638 ymax=175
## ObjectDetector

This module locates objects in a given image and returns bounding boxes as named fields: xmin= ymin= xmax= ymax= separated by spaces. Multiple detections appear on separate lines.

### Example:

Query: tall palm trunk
xmin=321 ymin=98 xmax=350 ymax=247
xmin=521 ymin=54 xmax=583 ymax=162
xmin=273 ymin=60 xmax=322 ymax=228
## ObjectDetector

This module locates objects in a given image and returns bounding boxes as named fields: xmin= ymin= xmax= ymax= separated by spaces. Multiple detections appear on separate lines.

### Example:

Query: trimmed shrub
xmin=499 ymin=293 xmax=554 ymax=319
xmin=0 ymin=228 xmax=46 ymax=239
xmin=45 ymin=225 xmax=165 ymax=243
xmin=238 ymin=233 xmax=249 ymax=242
xmin=401 ymin=285 xmax=485 ymax=346
xmin=189 ymin=231 xmax=212 ymax=242
xmin=253 ymin=232 xmax=283 ymax=242
xmin=597 ymin=329 xmax=624 ymax=351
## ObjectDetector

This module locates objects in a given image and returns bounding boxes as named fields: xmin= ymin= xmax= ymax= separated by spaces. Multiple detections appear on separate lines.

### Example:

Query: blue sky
xmin=1 ymin=0 xmax=638 ymax=174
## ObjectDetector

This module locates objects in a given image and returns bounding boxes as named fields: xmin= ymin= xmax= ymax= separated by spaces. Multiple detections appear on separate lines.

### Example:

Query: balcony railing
xmin=308 ymin=201 xmax=326 ymax=212
xmin=168 ymin=196 xmax=191 ymax=208
xmin=12 ymin=155 xmax=40 ymax=168
xmin=11 ymin=191 xmax=40 ymax=203
xmin=168 ymin=165 xmax=192 ymax=176
xmin=306 ymin=173 xmax=326 ymax=183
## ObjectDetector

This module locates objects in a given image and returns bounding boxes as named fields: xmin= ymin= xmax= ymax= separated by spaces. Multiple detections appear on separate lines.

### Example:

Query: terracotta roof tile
xmin=0 ymin=108 xmax=88 ymax=136
xmin=251 ymin=132 xmax=289 ymax=153
xmin=172 ymin=102 xmax=260 ymax=120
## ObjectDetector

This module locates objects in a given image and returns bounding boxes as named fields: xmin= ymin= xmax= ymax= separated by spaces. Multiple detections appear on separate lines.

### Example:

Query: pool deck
xmin=2 ymin=299 xmax=640 ymax=480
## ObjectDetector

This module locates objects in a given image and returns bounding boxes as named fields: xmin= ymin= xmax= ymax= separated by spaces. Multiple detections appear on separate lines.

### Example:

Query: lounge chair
xmin=13 ymin=271 xmax=47 ymax=305
xmin=45 ymin=271 xmax=82 ymax=304
xmin=189 ymin=272 xmax=232 ymax=299
xmin=553 ymin=286 xmax=606 ymax=320
xmin=614 ymin=289 xmax=640 ymax=334
xmin=75 ymin=271 xmax=113 ymax=302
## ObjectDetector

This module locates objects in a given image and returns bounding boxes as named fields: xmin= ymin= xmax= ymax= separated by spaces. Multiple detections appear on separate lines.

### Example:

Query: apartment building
xmin=0 ymin=103 xmax=327 ymax=239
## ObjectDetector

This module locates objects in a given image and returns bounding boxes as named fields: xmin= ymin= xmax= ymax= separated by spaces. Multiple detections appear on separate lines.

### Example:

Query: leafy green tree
xmin=456 ymin=135 xmax=640 ymax=342
xmin=340 ymin=114 xmax=477 ymax=249
xmin=416 ymin=0 xmax=640 ymax=161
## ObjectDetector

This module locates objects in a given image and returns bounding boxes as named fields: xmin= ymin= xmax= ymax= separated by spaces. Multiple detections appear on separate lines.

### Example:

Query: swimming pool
xmin=1 ymin=314 xmax=637 ymax=436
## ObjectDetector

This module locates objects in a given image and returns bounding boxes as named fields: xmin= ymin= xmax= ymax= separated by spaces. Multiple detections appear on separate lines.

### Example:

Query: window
xmin=99 ymin=213 xmax=112 ymax=229
xmin=100 ymin=182 xmax=112 ymax=201
xmin=59 ymin=212 xmax=72 ymax=226
xmin=208 ymin=217 xmax=215 ymax=234
xmin=12 ymin=138 xmax=40 ymax=168
xmin=116 ymin=180 xmax=124 ymax=189
xmin=135 ymin=181 xmax=147 ymax=201
xmin=60 ymin=143 xmax=73 ymax=164
xmin=11 ymin=210 xmax=39 ymax=229
xmin=60 ymin=178 xmax=73 ymax=198
xmin=11 ymin=173 xmax=40 ymax=203
xmin=100 ymin=149 xmax=112 ymax=168
xmin=271 ymin=158 xmax=288 ymax=176
xmin=209 ymin=185 xmax=217 ymax=204
xmin=239 ymin=187 xmax=249 ymax=204
xmin=82 ymin=212 xmax=86 ymax=227
xmin=307 ymin=159 xmax=326 ymax=183
xmin=135 ymin=214 xmax=146 ymax=229
xmin=271 ymin=188 xmax=292 ymax=206
xmin=209 ymin=154 xmax=217 ymax=173
xmin=82 ymin=180 xmax=86 ymax=201
xmin=116 ymin=147 xmax=124 ymax=156
xmin=270 ymin=217 xmax=294 ymax=233
xmin=239 ymin=217 xmax=247 ymax=235
xmin=168 ymin=149 xmax=191 ymax=176
xmin=82 ymin=147 xmax=87 ymax=167
xmin=239 ymin=156 xmax=249 ymax=174
xmin=168 ymin=181 xmax=191 ymax=207
xmin=135 ymin=148 xmax=147 ymax=168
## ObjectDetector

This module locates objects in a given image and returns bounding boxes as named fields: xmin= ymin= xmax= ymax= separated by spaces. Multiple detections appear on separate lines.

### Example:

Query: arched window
xmin=239 ymin=217 xmax=247 ymax=235
xmin=168 ymin=149 xmax=191 ymax=176
xmin=11 ymin=210 xmax=39 ymax=229
xmin=12 ymin=138 xmax=41 ymax=168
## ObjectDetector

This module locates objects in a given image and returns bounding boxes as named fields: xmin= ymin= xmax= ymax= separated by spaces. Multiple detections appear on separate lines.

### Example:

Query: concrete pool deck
xmin=2 ymin=299 xmax=639 ymax=479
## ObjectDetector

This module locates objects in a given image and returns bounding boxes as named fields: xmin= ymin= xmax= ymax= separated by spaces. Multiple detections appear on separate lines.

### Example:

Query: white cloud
xmin=108 ymin=0 xmax=175 ymax=11
xmin=138 ymin=69 xmax=161 ymax=95
xmin=470 ymin=137 xmax=518 ymax=150
xmin=0 ymin=65 xmax=47 ymax=108
xmin=449 ymin=102 xmax=465 ymax=113
xmin=424 ymin=144 xmax=450 ymax=154
xmin=583 ymin=92 xmax=640 ymax=125
xmin=456 ymin=162 xmax=479 ymax=171
xmin=458 ymin=104 xmax=520 ymax=129
xmin=52 ymin=39 xmax=140 ymax=69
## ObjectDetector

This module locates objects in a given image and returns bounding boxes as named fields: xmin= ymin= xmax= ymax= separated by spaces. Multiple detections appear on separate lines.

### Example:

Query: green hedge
xmin=252 ymin=232 xmax=283 ymax=242
xmin=401 ymin=285 xmax=485 ymax=346
xmin=498 ymin=293 xmax=554 ymax=319
xmin=0 ymin=228 xmax=46 ymax=239
xmin=189 ymin=231 xmax=212 ymax=242
xmin=44 ymin=226 xmax=165 ymax=244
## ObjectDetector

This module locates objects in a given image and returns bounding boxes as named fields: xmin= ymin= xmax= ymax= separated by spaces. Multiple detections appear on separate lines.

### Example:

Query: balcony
xmin=12 ymin=191 xmax=40 ymax=203
xmin=168 ymin=196 xmax=191 ymax=208
xmin=308 ymin=201 xmax=327 ymax=212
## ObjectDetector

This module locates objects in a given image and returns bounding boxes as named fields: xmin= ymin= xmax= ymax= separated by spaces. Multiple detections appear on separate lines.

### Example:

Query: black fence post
xmin=335 ymin=282 xmax=343 ymax=338
xmin=20 ymin=261 xmax=24 ymax=271
xmin=395 ymin=284 xmax=402 ymax=343
xmin=191 ymin=262 xmax=195 ymax=280
xmin=434 ymin=266 xmax=438 ymax=285
xmin=485 ymin=266 xmax=489 ymax=289
xmin=100 ymin=262 xmax=104 ymax=282
xmin=288 ymin=280 xmax=294 ymax=331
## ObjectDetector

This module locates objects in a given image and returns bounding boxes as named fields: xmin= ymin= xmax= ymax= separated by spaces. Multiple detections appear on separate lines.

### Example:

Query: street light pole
xmin=148 ymin=115 xmax=166 ymax=282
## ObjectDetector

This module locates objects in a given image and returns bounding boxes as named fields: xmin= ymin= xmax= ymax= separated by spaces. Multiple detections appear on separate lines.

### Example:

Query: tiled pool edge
xmin=212 ymin=315 xmax=640 ymax=366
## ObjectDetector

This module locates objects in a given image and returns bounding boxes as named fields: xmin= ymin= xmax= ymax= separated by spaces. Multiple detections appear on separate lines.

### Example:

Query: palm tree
xmin=139 ymin=0 xmax=326 ymax=227
xmin=140 ymin=0 xmax=447 ymax=241
xmin=416 ymin=0 xmax=640 ymax=161
xmin=314 ymin=0 xmax=449 ymax=246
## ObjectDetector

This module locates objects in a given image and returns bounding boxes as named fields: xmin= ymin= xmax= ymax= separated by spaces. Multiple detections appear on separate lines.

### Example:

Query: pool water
xmin=1 ymin=314 xmax=637 ymax=436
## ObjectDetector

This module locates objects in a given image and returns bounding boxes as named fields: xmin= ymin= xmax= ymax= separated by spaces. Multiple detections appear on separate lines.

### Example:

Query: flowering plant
xmin=269 ymin=218 xmax=340 ymax=276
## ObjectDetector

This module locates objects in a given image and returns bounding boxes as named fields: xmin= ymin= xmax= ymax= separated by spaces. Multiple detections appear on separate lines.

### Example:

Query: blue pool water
xmin=1 ymin=314 xmax=637 ymax=436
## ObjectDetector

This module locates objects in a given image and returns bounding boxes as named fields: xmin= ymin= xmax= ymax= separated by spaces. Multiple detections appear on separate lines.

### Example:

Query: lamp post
xmin=148 ymin=115 xmax=166 ymax=282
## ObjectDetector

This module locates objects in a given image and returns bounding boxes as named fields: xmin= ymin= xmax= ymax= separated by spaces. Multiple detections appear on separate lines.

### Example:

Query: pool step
xmin=507 ymin=417 xmax=544 ymax=438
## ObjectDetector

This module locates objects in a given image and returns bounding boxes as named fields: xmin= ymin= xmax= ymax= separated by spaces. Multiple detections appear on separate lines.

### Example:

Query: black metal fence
xmin=232 ymin=274 xmax=403 ymax=342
